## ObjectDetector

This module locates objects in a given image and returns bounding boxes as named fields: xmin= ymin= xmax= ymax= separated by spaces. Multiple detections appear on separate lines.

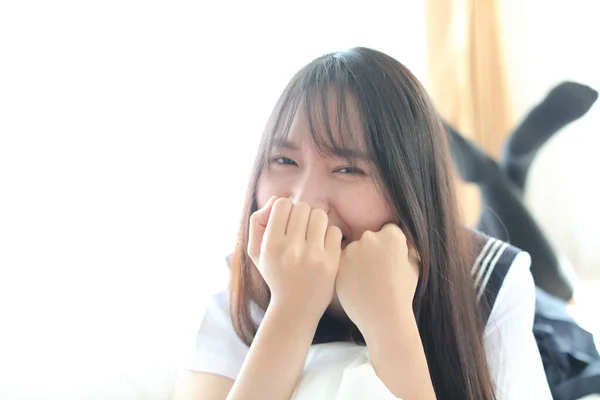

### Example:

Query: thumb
xmin=247 ymin=196 xmax=278 ymax=263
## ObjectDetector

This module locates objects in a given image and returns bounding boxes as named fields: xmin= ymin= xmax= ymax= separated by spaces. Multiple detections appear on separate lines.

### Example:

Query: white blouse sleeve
xmin=187 ymin=290 xmax=249 ymax=380
xmin=483 ymin=251 xmax=552 ymax=399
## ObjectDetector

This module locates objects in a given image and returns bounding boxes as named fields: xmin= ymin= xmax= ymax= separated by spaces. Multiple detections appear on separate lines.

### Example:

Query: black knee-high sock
xmin=445 ymin=124 xmax=574 ymax=300
xmin=445 ymin=122 xmax=498 ymax=184
xmin=502 ymin=81 xmax=598 ymax=191
xmin=477 ymin=174 xmax=574 ymax=301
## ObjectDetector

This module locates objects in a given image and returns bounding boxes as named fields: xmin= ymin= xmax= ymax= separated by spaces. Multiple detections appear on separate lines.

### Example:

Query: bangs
xmin=262 ymin=59 xmax=367 ymax=165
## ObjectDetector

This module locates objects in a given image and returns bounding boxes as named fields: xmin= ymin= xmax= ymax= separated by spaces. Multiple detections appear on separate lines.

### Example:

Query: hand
xmin=335 ymin=223 xmax=420 ymax=340
xmin=248 ymin=197 xmax=343 ymax=319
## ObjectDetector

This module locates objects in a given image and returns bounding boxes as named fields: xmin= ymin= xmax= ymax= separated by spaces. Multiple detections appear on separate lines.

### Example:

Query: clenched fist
xmin=335 ymin=223 xmax=420 ymax=339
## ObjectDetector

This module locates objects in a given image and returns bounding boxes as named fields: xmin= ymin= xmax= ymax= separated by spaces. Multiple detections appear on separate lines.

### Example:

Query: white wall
xmin=500 ymin=0 xmax=600 ymax=279
xmin=0 ymin=1 xmax=426 ymax=397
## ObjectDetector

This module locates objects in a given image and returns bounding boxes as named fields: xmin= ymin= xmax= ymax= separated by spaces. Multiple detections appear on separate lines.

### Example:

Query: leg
xmin=501 ymin=81 xmax=597 ymax=190
xmin=445 ymin=123 xmax=574 ymax=300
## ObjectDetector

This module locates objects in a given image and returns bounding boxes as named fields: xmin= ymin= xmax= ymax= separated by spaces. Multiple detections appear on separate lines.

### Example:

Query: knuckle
xmin=294 ymin=202 xmax=312 ymax=216
xmin=361 ymin=230 xmax=375 ymax=241
xmin=328 ymin=225 xmax=342 ymax=236
xmin=311 ymin=208 xmax=327 ymax=221
xmin=384 ymin=223 xmax=404 ymax=240
xmin=393 ymin=228 xmax=407 ymax=242
xmin=295 ymin=201 xmax=311 ymax=210
xmin=274 ymin=197 xmax=293 ymax=211
xmin=388 ymin=223 xmax=401 ymax=233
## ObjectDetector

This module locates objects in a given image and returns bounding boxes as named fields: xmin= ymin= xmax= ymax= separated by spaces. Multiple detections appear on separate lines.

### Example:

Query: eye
xmin=335 ymin=166 xmax=365 ymax=175
xmin=270 ymin=157 xmax=298 ymax=167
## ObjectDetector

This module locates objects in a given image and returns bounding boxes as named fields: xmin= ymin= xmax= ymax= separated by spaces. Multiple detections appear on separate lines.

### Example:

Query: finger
xmin=381 ymin=223 xmax=406 ymax=243
xmin=247 ymin=196 xmax=278 ymax=261
xmin=381 ymin=222 xmax=401 ymax=234
xmin=264 ymin=197 xmax=294 ymax=241
xmin=324 ymin=225 xmax=343 ymax=253
xmin=306 ymin=208 xmax=328 ymax=246
xmin=255 ymin=196 xmax=278 ymax=228
xmin=285 ymin=202 xmax=311 ymax=239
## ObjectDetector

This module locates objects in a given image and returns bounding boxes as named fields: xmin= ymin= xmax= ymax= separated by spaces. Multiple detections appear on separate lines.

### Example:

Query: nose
xmin=289 ymin=170 xmax=329 ymax=214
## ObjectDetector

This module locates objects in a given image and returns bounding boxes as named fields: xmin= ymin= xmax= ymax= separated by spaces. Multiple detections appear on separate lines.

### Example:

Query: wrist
xmin=364 ymin=314 xmax=424 ymax=377
xmin=267 ymin=298 xmax=324 ymax=330
xmin=362 ymin=306 xmax=417 ymax=346
xmin=363 ymin=309 xmax=435 ymax=399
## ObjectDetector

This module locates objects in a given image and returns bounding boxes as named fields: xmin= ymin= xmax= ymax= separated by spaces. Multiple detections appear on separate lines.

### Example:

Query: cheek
xmin=336 ymin=188 xmax=394 ymax=233
xmin=256 ymin=171 xmax=290 ymax=209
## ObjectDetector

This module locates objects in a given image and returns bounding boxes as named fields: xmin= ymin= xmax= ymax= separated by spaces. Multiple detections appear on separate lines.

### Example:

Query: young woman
xmin=173 ymin=47 xmax=551 ymax=399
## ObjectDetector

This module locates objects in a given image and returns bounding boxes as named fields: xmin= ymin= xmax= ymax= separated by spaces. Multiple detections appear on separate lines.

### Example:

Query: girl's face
xmin=256 ymin=105 xmax=396 ymax=318
xmin=255 ymin=92 xmax=399 ymax=319
xmin=255 ymin=104 xmax=395 ymax=253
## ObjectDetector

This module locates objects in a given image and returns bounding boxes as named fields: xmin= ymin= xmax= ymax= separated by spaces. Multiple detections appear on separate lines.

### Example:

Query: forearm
xmin=226 ymin=304 xmax=319 ymax=400
xmin=365 ymin=312 xmax=436 ymax=400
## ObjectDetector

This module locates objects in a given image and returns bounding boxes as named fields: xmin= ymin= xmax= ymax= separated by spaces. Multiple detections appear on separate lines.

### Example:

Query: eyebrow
xmin=274 ymin=139 xmax=371 ymax=161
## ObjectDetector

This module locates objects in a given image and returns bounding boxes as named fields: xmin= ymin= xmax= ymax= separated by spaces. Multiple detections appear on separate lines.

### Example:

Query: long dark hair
xmin=229 ymin=47 xmax=496 ymax=399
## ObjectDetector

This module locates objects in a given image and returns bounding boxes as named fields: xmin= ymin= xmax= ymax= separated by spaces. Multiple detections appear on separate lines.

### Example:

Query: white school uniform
xmin=189 ymin=234 xmax=552 ymax=399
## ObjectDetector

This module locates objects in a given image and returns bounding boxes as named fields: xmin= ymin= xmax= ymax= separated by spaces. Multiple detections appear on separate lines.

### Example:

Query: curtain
xmin=425 ymin=0 xmax=513 ymax=156
xmin=426 ymin=0 xmax=513 ymax=225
